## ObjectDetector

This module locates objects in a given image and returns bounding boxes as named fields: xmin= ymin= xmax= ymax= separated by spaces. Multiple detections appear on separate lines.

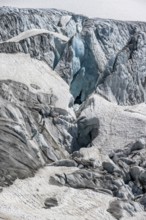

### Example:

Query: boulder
xmin=102 ymin=161 xmax=119 ymax=174
xmin=44 ymin=197 xmax=58 ymax=209
xmin=131 ymin=139 xmax=146 ymax=152
xmin=130 ymin=166 xmax=144 ymax=181
xmin=49 ymin=159 xmax=78 ymax=167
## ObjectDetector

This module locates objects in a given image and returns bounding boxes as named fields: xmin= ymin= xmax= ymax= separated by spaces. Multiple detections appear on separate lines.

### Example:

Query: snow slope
xmin=5 ymin=29 xmax=69 ymax=43
xmin=0 ymin=166 xmax=115 ymax=220
xmin=0 ymin=53 xmax=73 ymax=114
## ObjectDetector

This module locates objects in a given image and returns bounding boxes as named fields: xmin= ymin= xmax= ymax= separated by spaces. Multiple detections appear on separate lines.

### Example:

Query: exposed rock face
xmin=0 ymin=79 xmax=75 ymax=186
xmin=0 ymin=52 xmax=77 ymax=186
xmin=0 ymin=29 xmax=68 ymax=69
xmin=1 ymin=6 xmax=146 ymax=220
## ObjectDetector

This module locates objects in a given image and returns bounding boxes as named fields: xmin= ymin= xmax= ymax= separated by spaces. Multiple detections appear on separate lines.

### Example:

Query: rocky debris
xmin=130 ymin=166 xmax=144 ymax=181
xmin=131 ymin=139 xmax=146 ymax=152
xmin=0 ymin=166 xmax=117 ymax=220
xmin=102 ymin=161 xmax=120 ymax=174
xmin=49 ymin=159 xmax=78 ymax=167
xmin=51 ymin=167 xmax=130 ymax=198
xmin=137 ymin=194 xmax=146 ymax=211
xmin=71 ymin=147 xmax=101 ymax=168
xmin=107 ymin=199 xmax=142 ymax=220
xmin=0 ymin=79 xmax=76 ymax=187
xmin=72 ymin=145 xmax=110 ymax=166
xmin=108 ymin=141 xmax=146 ymax=198
xmin=51 ymin=169 xmax=98 ymax=190
xmin=73 ymin=157 xmax=97 ymax=169
xmin=50 ymin=140 xmax=146 ymax=217
xmin=44 ymin=197 xmax=58 ymax=209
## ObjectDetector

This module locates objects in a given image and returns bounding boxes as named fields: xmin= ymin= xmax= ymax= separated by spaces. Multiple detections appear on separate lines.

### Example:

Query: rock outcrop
xmin=0 ymin=52 xmax=77 ymax=186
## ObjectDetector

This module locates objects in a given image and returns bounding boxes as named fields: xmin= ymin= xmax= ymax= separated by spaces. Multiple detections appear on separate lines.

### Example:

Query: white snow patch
xmin=1 ymin=28 xmax=69 ymax=43
xmin=0 ymin=53 xmax=74 ymax=116
xmin=59 ymin=15 xmax=72 ymax=27
xmin=80 ymin=94 xmax=146 ymax=152
xmin=0 ymin=166 xmax=115 ymax=220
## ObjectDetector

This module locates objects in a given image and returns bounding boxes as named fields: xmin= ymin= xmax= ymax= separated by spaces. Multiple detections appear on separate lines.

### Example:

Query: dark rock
xmin=107 ymin=199 xmax=139 ymax=219
xmin=44 ymin=197 xmax=58 ymax=209
xmin=30 ymin=84 xmax=41 ymax=90
xmin=139 ymin=171 xmax=146 ymax=186
xmin=77 ymin=116 xmax=99 ymax=147
xmin=132 ymin=183 xmax=143 ymax=196
xmin=74 ymin=158 xmax=97 ymax=168
xmin=50 ymin=169 xmax=98 ymax=189
xmin=130 ymin=166 xmax=144 ymax=181
xmin=107 ymin=200 xmax=124 ymax=219
xmin=120 ymin=157 xmax=135 ymax=166
xmin=0 ymin=80 xmax=75 ymax=186
xmin=71 ymin=151 xmax=83 ymax=159
xmin=64 ymin=170 xmax=96 ymax=189
xmin=138 ymin=194 xmax=146 ymax=210
xmin=49 ymin=159 xmax=78 ymax=167
xmin=102 ymin=161 xmax=119 ymax=174
xmin=131 ymin=139 xmax=145 ymax=152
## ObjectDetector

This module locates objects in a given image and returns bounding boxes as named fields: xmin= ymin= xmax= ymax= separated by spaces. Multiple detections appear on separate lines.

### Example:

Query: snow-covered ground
xmin=0 ymin=165 xmax=145 ymax=220
xmin=0 ymin=53 xmax=74 ymax=115
xmin=0 ymin=166 xmax=115 ymax=220
xmin=78 ymin=94 xmax=146 ymax=152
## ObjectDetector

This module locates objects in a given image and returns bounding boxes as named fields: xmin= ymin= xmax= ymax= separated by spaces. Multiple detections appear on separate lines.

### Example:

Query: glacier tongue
xmin=0 ymin=6 xmax=146 ymax=220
